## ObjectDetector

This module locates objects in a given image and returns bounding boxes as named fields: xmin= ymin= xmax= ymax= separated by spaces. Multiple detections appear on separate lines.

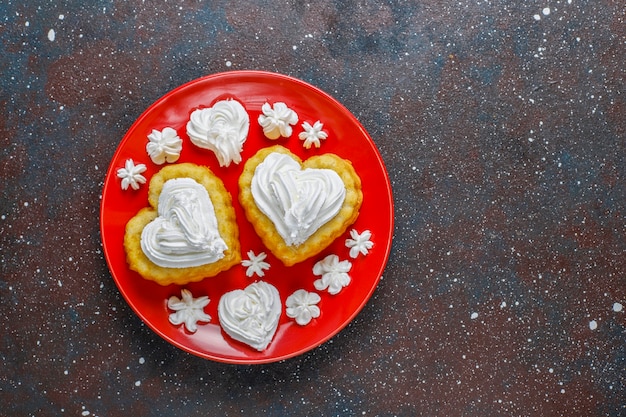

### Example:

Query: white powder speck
xmin=613 ymin=302 xmax=623 ymax=312
xmin=59 ymin=14 xmax=65 ymax=20
xmin=542 ymin=7 xmax=551 ymax=15
xmin=225 ymin=60 xmax=232 ymax=67
xmin=25 ymin=21 xmax=29 ymax=27
xmin=139 ymin=357 xmax=145 ymax=364
xmin=560 ymin=388 xmax=565 ymax=394
xmin=549 ymin=368 xmax=554 ymax=373
xmin=64 ymin=370 xmax=68 ymax=375
xmin=135 ymin=380 xmax=141 ymax=387
xmin=470 ymin=312 xmax=478 ymax=320
xmin=533 ymin=14 xmax=541 ymax=21
xmin=568 ymin=0 xmax=572 ymax=3
xmin=292 ymin=45 xmax=297 ymax=50
xmin=81 ymin=412 xmax=90 ymax=417
xmin=500 ymin=301 xmax=507 ymax=308
xmin=589 ymin=320 xmax=597 ymax=330
xmin=48 ymin=29 xmax=55 ymax=42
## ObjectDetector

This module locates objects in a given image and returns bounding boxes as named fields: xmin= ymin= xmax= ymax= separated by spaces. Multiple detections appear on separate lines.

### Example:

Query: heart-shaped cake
xmin=238 ymin=145 xmax=362 ymax=266
xmin=124 ymin=163 xmax=241 ymax=285
xmin=218 ymin=281 xmax=281 ymax=351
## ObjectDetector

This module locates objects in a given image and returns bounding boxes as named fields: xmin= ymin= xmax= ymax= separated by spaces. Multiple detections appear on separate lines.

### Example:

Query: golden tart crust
xmin=124 ymin=163 xmax=241 ymax=286
xmin=238 ymin=145 xmax=362 ymax=266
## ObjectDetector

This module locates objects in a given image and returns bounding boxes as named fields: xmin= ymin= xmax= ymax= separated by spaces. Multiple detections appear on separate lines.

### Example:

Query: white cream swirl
xmin=186 ymin=99 xmax=249 ymax=167
xmin=251 ymin=152 xmax=346 ymax=246
xmin=258 ymin=102 xmax=298 ymax=139
xmin=140 ymin=178 xmax=227 ymax=268
xmin=285 ymin=289 xmax=321 ymax=326
xmin=218 ymin=281 xmax=281 ymax=351
xmin=146 ymin=127 xmax=183 ymax=165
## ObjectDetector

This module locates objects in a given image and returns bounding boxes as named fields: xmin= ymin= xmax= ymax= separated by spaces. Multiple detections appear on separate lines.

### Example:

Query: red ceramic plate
xmin=100 ymin=71 xmax=393 ymax=364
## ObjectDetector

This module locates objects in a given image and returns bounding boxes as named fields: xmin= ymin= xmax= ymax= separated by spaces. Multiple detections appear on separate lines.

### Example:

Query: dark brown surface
xmin=1 ymin=1 xmax=624 ymax=416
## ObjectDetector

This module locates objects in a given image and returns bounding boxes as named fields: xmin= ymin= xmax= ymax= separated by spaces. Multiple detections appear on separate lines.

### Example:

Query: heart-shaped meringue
xmin=239 ymin=145 xmax=363 ymax=266
xmin=186 ymin=99 xmax=249 ymax=167
xmin=218 ymin=281 xmax=281 ymax=351
xmin=124 ymin=163 xmax=241 ymax=286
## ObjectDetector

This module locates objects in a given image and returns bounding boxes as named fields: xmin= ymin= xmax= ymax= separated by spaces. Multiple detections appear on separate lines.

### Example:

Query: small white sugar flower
xmin=116 ymin=159 xmax=147 ymax=190
xmin=313 ymin=254 xmax=352 ymax=295
xmin=345 ymin=229 xmax=374 ymax=258
xmin=298 ymin=120 xmax=328 ymax=149
xmin=241 ymin=250 xmax=270 ymax=277
xmin=167 ymin=289 xmax=211 ymax=333
xmin=286 ymin=289 xmax=321 ymax=325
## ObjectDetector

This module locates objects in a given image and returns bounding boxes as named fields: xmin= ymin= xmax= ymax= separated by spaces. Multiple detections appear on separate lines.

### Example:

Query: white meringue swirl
xmin=146 ymin=127 xmax=183 ymax=165
xmin=285 ymin=289 xmax=321 ymax=325
xmin=186 ymin=99 xmax=249 ymax=167
xmin=258 ymin=102 xmax=298 ymax=139
xmin=218 ymin=281 xmax=281 ymax=351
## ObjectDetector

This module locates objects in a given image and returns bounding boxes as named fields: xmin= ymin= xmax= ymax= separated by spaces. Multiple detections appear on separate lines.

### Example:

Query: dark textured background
xmin=1 ymin=1 xmax=624 ymax=416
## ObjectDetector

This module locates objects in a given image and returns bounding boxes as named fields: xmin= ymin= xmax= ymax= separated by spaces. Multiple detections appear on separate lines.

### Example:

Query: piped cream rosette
xmin=124 ymin=163 xmax=241 ymax=285
xmin=238 ymin=145 xmax=363 ymax=266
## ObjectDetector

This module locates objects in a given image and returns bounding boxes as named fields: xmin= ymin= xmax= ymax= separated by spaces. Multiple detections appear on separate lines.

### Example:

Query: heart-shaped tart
xmin=124 ymin=163 xmax=241 ymax=285
xmin=218 ymin=281 xmax=281 ymax=351
xmin=238 ymin=145 xmax=362 ymax=266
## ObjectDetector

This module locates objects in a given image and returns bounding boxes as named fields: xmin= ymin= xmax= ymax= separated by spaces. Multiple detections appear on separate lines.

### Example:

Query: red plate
xmin=100 ymin=71 xmax=394 ymax=364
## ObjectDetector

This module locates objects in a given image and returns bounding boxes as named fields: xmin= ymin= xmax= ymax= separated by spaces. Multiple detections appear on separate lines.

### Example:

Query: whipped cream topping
xmin=241 ymin=250 xmax=270 ymax=277
xmin=285 ymin=289 xmax=321 ymax=325
xmin=345 ymin=229 xmax=374 ymax=258
xmin=117 ymin=159 xmax=147 ymax=190
xmin=258 ymin=102 xmax=298 ymax=139
xmin=186 ymin=99 xmax=249 ymax=167
xmin=298 ymin=120 xmax=328 ymax=149
xmin=141 ymin=178 xmax=227 ymax=268
xmin=218 ymin=281 xmax=281 ymax=351
xmin=146 ymin=127 xmax=183 ymax=164
xmin=251 ymin=152 xmax=346 ymax=246
xmin=167 ymin=289 xmax=211 ymax=333
xmin=313 ymin=254 xmax=352 ymax=295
